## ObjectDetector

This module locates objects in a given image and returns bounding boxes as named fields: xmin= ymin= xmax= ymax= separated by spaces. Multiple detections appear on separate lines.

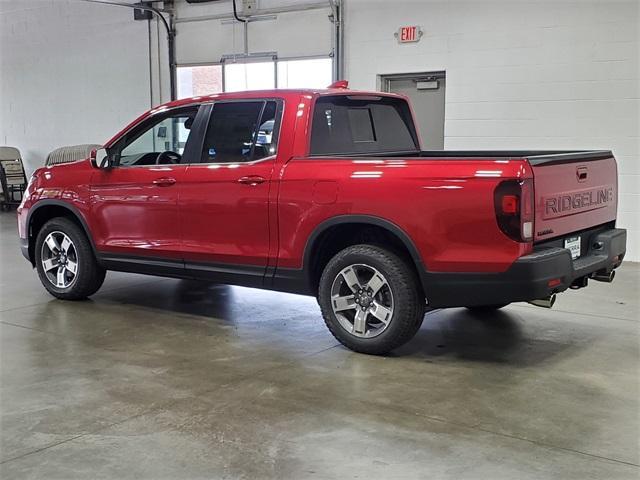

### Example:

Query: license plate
xmin=564 ymin=236 xmax=581 ymax=259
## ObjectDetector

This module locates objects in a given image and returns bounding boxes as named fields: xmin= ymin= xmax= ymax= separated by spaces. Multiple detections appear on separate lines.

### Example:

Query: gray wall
xmin=0 ymin=0 xmax=151 ymax=173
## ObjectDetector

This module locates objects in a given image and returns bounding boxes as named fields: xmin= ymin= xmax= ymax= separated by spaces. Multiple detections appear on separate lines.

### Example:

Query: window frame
xmin=108 ymin=105 xmax=206 ymax=168
xmin=196 ymin=98 xmax=285 ymax=165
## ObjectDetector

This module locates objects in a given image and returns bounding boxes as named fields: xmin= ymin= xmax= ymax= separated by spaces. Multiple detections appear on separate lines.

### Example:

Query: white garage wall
xmin=345 ymin=0 xmax=639 ymax=261
xmin=0 ymin=0 xmax=151 ymax=175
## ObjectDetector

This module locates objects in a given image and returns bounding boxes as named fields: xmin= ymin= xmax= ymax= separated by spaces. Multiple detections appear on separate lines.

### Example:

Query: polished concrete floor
xmin=0 ymin=211 xmax=638 ymax=479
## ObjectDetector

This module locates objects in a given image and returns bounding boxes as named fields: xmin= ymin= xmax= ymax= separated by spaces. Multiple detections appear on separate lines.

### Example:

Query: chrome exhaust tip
xmin=528 ymin=294 xmax=556 ymax=309
xmin=592 ymin=270 xmax=615 ymax=283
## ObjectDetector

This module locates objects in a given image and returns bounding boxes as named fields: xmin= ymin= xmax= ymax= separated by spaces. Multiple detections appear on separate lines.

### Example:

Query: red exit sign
xmin=396 ymin=25 xmax=423 ymax=43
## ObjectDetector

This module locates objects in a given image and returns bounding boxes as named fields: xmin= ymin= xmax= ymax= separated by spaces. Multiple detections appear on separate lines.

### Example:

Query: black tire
xmin=318 ymin=244 xmax=425 ymax=355
xmin=35 ymin=217 xmax=106 ymax=300
xmin=466 ymin=304 xmax=509 ymax=312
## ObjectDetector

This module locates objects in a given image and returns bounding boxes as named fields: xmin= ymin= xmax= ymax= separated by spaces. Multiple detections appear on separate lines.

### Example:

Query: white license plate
xmin=564 ymin=236 xmax=581 ymax=259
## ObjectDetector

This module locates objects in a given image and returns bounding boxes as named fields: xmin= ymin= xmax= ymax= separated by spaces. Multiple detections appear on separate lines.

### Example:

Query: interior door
xmin=90 ymin=105 xmax=202 ymax=260
xmin=384 ymin=73 xmax=446 ymax=149
xmin=179 ymin=100 xmax=282 ymax=284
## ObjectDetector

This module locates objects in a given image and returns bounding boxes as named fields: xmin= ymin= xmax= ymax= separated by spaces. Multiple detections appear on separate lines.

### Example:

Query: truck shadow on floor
xmin=95 ymin=279 xmax=591 ymax=367
xmin=394 ymin=309 xmax=522 ymax=361
xmin=96 ymin=278 xmax=236 ymax=320
xmin=392 ymin=307 xmax=591 ymax=367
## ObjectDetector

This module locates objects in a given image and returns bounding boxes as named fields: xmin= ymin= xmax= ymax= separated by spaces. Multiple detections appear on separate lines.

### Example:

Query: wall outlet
xmin=241 ymin=0 xmax=257 ymax=15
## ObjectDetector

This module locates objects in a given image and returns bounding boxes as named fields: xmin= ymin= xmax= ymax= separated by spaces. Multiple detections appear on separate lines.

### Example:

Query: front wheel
xmin=318 ymin=245 xmax=425 ymax=355
xmin=35 ymin=217 xmax=106 ymax=300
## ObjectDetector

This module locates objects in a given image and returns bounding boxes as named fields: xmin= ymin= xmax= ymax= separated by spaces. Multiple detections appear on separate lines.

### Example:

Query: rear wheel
xmin=35 ymin=217 xmax=106 ymax=300
xmin=318 ymin=244 xmax=425 ymax=355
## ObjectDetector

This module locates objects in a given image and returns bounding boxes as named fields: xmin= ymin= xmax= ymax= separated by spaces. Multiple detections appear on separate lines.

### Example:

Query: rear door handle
xmin=237 ymin=175 xmax=266 ymax=186
xmin=152 ymin=177 xmax=176 ymax=187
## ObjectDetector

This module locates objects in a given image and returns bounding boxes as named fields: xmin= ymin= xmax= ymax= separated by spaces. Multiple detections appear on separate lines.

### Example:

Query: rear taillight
xmin=494 ymin=179 xmax=534 ymax=242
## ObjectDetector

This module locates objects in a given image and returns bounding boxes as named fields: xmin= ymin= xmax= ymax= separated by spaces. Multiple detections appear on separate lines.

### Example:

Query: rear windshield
xmin=309 ymin=95 xmax=419 ymax=156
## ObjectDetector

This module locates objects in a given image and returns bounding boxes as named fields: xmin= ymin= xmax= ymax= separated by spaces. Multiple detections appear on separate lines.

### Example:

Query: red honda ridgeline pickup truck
xmin=17 ymin=85 xmax=626 ymax=354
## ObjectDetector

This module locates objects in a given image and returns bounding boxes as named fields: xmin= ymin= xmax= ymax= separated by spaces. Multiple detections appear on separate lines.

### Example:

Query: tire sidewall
xmin=318 ymin=245 xmax=422 ymax=353
xmin=35 ymin=218 xmax=92 ymax=297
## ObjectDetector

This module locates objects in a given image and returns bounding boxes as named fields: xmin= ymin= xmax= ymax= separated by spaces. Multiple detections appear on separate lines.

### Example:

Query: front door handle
xmin=152 ymin=177 xmax=176 ymax=187
xmin=237 ymin=175 xmax=266 ymax=186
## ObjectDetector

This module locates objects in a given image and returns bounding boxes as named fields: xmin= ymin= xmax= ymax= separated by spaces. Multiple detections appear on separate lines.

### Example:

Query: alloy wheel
xmin=41 ymin=231 xmax=78 ymax=289
xmin=330 ymin=263 xmax=394 ymax=338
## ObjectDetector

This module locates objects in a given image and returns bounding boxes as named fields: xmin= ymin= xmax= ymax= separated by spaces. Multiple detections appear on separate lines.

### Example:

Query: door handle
xmin=152 ymin=177 xmax=176 ymax=187
xmin=237 ymin=175 xmax=266 ymax=186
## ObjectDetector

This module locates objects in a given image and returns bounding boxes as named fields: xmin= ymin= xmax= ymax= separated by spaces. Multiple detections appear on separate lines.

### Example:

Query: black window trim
xmin=196 ymin=98 xmax=285 ymax=165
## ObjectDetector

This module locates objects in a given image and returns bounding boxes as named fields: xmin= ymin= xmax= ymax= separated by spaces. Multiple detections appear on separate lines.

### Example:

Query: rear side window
xmin=201 ymin=100 xmax=280 ymax=163
xmin=310 ymin=95 xmax=419 ymax=156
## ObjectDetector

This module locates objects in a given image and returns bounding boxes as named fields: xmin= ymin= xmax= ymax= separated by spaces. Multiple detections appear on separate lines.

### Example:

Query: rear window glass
xmin=347 ymin=108 xmax=376 ymax=142
xmin=310 ymin=95 xmax=418 ymax=155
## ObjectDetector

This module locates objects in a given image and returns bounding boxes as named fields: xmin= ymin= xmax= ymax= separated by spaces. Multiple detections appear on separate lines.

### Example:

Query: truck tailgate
xmin=528 ymin=151 xmax=617 ymax=243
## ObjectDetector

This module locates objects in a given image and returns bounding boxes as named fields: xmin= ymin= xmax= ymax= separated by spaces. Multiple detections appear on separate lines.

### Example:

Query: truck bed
xmin=341 ymin=149 xmax=618 ymax=244
xmin=416 ymin=150 xmax=613 ymax=165
xmin=414 ymin=150 xmax=618 ymax=243
xmin=346 ymin=149 xmax=613 ymax=164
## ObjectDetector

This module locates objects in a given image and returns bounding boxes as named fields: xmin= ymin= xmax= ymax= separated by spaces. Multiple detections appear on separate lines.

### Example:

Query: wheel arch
xmin=26 ymin=200 xmax=98 ymax=265
xmin=302 ymin=215 xmax=427 ymax=295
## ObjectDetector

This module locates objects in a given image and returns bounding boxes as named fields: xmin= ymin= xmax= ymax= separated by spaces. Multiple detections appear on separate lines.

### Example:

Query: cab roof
xmin=158 ymin=88 xmax=405 ymax=111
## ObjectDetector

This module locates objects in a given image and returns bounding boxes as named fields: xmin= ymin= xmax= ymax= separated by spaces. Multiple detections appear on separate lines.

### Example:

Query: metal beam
xmin=329 ymin=0 xmax=344 ymax=81
xmin=174 ymin=1 xmax=331 ymax=24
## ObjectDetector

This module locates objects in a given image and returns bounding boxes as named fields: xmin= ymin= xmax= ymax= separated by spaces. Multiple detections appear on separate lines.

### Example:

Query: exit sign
xmin=396 ymin=25 xmax=423 ymax=43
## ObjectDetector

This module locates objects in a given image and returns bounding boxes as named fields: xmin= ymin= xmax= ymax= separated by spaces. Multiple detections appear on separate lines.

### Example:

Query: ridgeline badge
xmin=543 ymin=186 xmax=613 ymax=219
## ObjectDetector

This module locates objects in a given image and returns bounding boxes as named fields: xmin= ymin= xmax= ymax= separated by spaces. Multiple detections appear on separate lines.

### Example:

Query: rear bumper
xmin=422 ymin=228 xmax=626 ymax=308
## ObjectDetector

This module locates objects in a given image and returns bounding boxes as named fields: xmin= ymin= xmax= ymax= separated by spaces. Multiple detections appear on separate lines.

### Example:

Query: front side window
xmin=115 ymin=106 xmax=198 ymax=167
xmin=201 ymin=100 xmax=279 ymax=163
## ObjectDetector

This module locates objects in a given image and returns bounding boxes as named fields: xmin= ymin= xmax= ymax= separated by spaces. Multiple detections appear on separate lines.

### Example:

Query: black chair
xmin=0 ymin=147 xmax=28 ymax=211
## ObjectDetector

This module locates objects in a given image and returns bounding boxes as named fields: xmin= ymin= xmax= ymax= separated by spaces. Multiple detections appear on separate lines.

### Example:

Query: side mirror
xmin=89 ymin=148 xmax=112 ymax=169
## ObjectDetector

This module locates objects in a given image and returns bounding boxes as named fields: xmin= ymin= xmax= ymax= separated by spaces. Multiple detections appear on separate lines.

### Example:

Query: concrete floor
xmin=0 ymin=212 xmax=638 ymax=479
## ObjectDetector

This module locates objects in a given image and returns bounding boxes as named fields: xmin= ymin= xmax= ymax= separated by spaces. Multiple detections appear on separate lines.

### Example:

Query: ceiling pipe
xmin=83 ymin=0 xmax=177 ymax=101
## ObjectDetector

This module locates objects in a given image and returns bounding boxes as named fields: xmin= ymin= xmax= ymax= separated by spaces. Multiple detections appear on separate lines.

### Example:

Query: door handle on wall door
xmin=237 ymin=175 xmax=266 ymax=186
xmin=152 ymin=177 xmax=176 ymax=187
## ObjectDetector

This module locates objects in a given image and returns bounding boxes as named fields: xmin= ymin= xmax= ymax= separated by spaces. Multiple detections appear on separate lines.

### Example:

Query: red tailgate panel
xmin=532 ymin=157 xmax=618 ymax=242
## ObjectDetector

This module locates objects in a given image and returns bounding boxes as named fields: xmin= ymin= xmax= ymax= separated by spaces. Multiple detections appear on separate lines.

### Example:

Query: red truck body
xmin=17 ymin=87 xmax=626 ymax=333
